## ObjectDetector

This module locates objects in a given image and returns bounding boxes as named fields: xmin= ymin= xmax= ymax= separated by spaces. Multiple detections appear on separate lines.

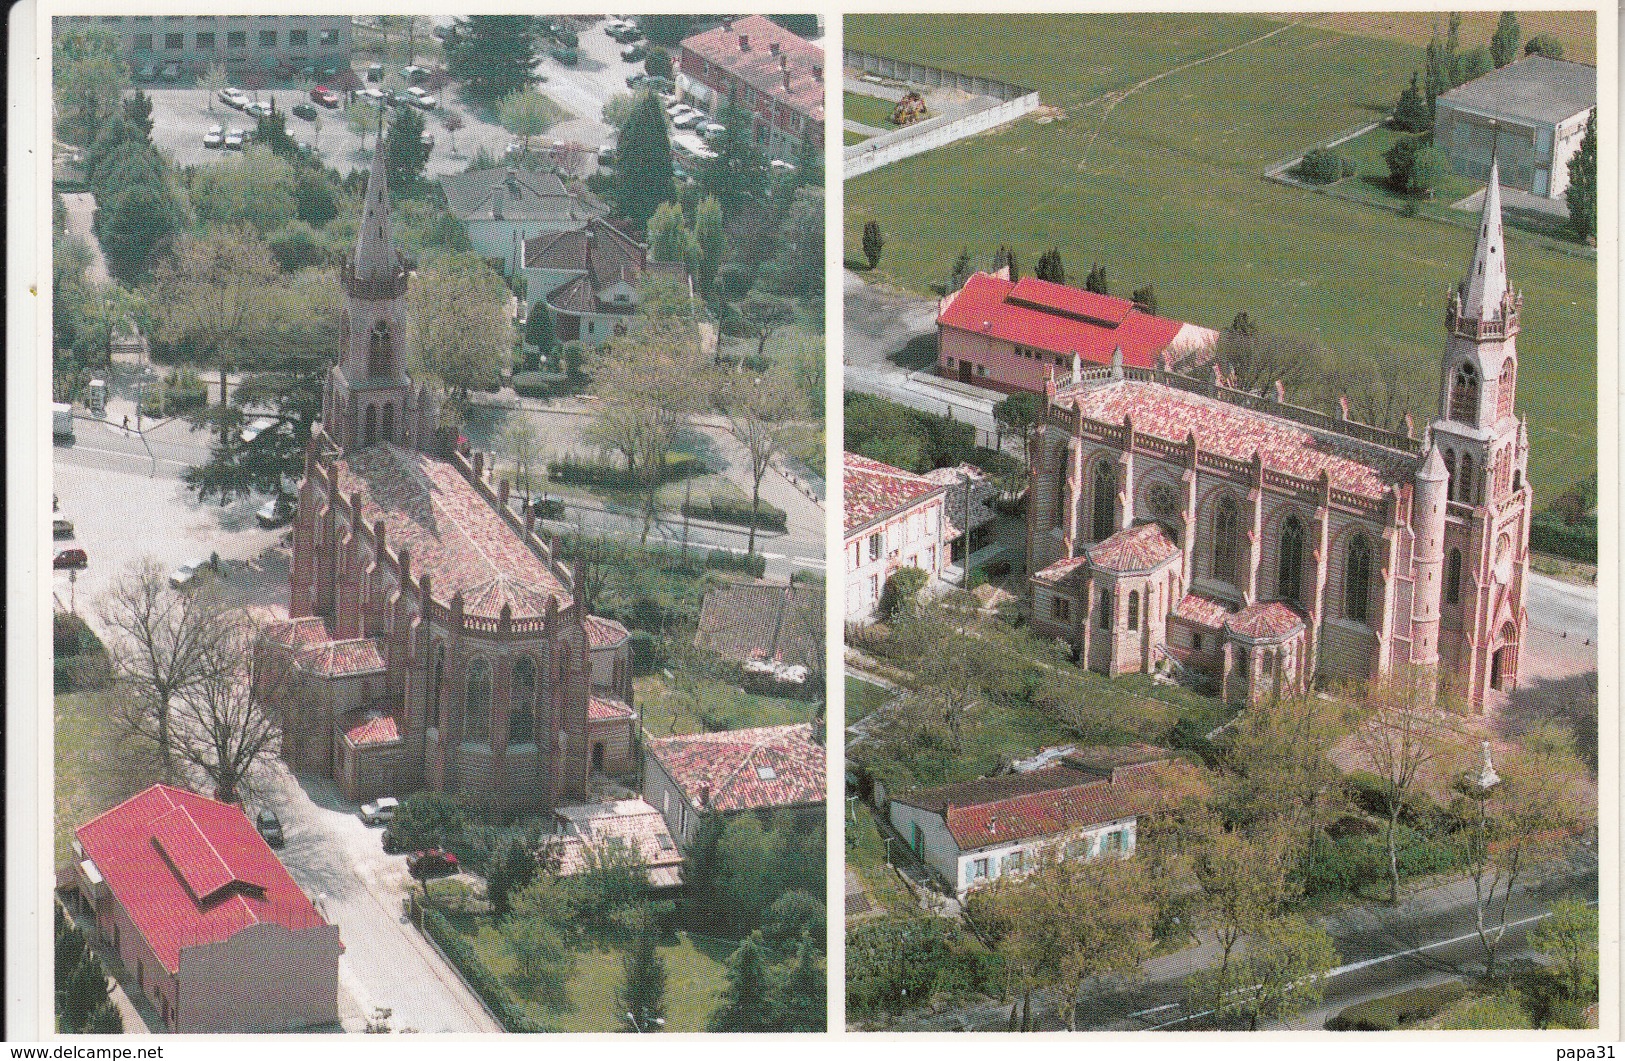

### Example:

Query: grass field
xmin=844 ymin=676 xmax=893 ymax=723
xmin=1313 ymin=11 xmax=1595 ymax=63
xmin=55 ymin=689 xmax=157 ymax=864
xmin=635 ymin=673 xmax=815 ymax=737
xmin=844 ymin=129 xmax=872 ymax=146
xmin=844 ymin=13 xmax=1597 ymax=500
xmin=843 ymin=91 xmax=899 ymax=130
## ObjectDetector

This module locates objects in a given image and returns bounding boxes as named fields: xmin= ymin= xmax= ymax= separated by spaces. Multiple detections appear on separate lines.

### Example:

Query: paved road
xmin=1526 ymin=570 xmax=1598 ymax=639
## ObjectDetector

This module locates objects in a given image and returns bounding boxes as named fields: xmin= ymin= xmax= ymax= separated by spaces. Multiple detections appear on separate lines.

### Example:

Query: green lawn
xmin=55 ymin=689 xmax=158 ymax=865
xmin=843 ymin=91 xmax=899 ymax=130
xmin=844 ymin=13 xmax=1597 ymax=501
xmin=844 ymin=129 xmax=872 ymax=146
xmin=844 ymin=802 xmax=918 ymax=917
xmin=1333 ymin=125 xmax=1480 ymax=209
xmin=635 ymin=673 xmax=815 ymax=738
xmin=844 ymin=676 xmax=893 ymax=723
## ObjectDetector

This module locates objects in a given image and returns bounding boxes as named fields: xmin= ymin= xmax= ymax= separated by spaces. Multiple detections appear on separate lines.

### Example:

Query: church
xmin=1028 ymin=159 xmax=1530 ymax=711
xmin=261 ymin=133 xmax=636 ymax=813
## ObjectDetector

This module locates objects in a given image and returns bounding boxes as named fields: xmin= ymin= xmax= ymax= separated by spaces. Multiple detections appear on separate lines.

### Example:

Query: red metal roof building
xmin=679 ymin=15 xmax=825 ymax=157
xmin=68 ymin=786 xmax=341 ymax=1033
xmin=843 ymin=452 xmax=954 ymax=624
xmin=936 ymin=271 xmax=1216 ymax=395
xmin=642 ymin=723 xmax=826 ymax=849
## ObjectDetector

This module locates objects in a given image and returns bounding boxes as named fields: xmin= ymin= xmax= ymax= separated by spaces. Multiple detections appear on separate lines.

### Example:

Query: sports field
xmin=843 ymin=13 xmax=1598 ymax=500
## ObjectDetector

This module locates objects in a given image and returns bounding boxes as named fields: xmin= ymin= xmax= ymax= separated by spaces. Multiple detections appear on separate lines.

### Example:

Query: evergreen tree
xmin=1393 ymin=71 xmax=1431 ymax=132
xmin=1490 ymin=12 xmax=1521 ymax=68
xmin=771 ymin=942 xmax=825 ymax=1032
xmin=646 ymin=201 xmax=694 ymax=263
xmin=946 ymin=248 xmax=973 ymax=294
xmin=861 ymin=221 xmax=885 ymax=270
xmin=525 ymin=301 xmax=556 ymax=368
xmin=1131 ymin=283 xmax=1158 ymax=315
xmin=386 ymin=106 xmax=432 ymax=194
xmin=992 ymin=245 xmax=1019 ymax=280
xmin=1424 ymin=35 xmax=1449 ymax=118
xmin=640 ymin=15 xmax=696 ymax=47
xmin=58 ymin=951 xmax=111 ymax=1033
xmin=1565 ymin=108 xmax=1597 ymax=242
xmin=709 ymin=935 xmax=776 ymax=1031
xmin=446 ymin=16 xmax=538 ymax=103
xmin=1035 ymin=247 xmax=1066 ymax=284
xmin=487 ymin=837 xmax=538 ymax=917
xmin=613 ymin=91 xmax=677 ymax=229
xmin=692 ymin=196 xmax=724 ymax=295
xmin=767 ymin=15 xmax=819 ymax=38
xmin=122 ymin=90 xmax=154 ymax=138
xmin=678 ymin=815 xmax=727 ymax=925
xmin=619 ymin=922 xmax=667 ymax=1032
xmin=700 ymin=103 xmax=769 ymax=212
xmin=1230 ymin=311 xmax=1257 ymax=336
xmin=1085 ymin=263 xmax=1110 ymax=295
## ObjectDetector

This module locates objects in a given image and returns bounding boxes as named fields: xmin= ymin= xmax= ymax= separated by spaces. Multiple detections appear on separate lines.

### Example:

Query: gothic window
xmin=1345 ymin=534 xmax=1372 ymax=624
xmin=1450 ymin=361 xmax=1479 ymax=423
xmin=1128 ymin=590 xmax=1140 ymax=630
xmin=1212 ymin=496 xmax=1241 ymax=585
xmin=380 ymin=403 xmax=394 ymax=445
xmin=363 ymin=404 xmax=377 ymax=447
xmin=1496 ymin=359 xmax=1516 ymax=422
xmin=1052 ymin=450 xmax=1069 ymax=528
xmin=1460 ymin=452 xmax=1476 ymax=505
xmin=1443 ymin=449 xmax=1457 ymax=502
xmin=1278 ymin=514 xmax=1305 ymax=606
xmin=370 ymin=320 xmax=392 ymax=377
xmin=1087 ymin=461 xmax=1116 ymax=541
xmin=1098 ymin=587 xmax=1111 ymax=630
xmin=464 ymin=657 xmax=491 ymax=744
xmin=1446 ymin=548 xmax=1463 ymax=604
xmin=430 ymin=643 xmax=445 ymax=729
xmin=1146 ymin=480 xmax=1180 ymax=536
xmin=1052 ymin=596 xmax=1070 ymax=623
xmin=510 ymin=656 xmax=536 ymax=745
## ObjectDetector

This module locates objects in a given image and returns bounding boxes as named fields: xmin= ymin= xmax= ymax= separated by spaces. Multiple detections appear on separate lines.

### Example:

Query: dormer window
xmin=756 ymin=765 xmax=777 ymax=781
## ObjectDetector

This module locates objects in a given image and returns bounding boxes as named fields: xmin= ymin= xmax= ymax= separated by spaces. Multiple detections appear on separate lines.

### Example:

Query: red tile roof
xmin=644 ymin=723 xmax=825 ymax=814
xmin=1226 ymin=600 xmax=1306 ymax=642
xmin=262 ymin=615 xmax=333 ymax=651
xmin=299 ymin=638 xmax=386 ymax=678
xmin=589 ymin=695 xmax=635 ymax=723
xmin=1175 ymin=593 xmax=1233 ymax=629
xmin=75 ymin=786 xmax=330 ymax=973
xmin=1032 ymin=555 xmax=1090 ymax=584
xmin=682 ymin=15 xmax=825 ymax=124
xmin=342 ymin=709 xmax=401 ymax=746
xmin=332 ymin=444 xmax=570 ymax=620
xmin=1053 ymin=381 xmax=1412 ymax=498
xmin=548 ymin=799 xmax=682 ymax=882
xmin=585 ymin=614 xmax=630 ymax=649
xmin=939 ymin=272 xmax=1187 ymax=369
xmin=843 ymin=451 xmax=944 ymax=535
xmin=1087 ymin=523 xmax=1179 ymax=574
xmin=694 ymin=580 xmax=821 ymax=670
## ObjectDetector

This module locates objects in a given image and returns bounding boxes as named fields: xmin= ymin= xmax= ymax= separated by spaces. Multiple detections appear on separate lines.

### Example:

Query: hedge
xmin=627 ymin=630 xmax=664 ymax=675
xmin=419 ymin=906 xmax=556 ymax=1033
xmin=704 ymin=548 xmax=766 ymax=577
xmin=139 ymin=371 xmax=208 ymax=418
xmin=1327 ymin=982 xmax=1468 ymax=1030
xmin=549 ymin=454 xmax=707 ymax=487
xmin=1530 ymin=512 xmax=1597 ymax=564
xmin=681 ymin=496 xmax=787 ymax=531
xmin=510 ymin=371 xmax=583 ymax=400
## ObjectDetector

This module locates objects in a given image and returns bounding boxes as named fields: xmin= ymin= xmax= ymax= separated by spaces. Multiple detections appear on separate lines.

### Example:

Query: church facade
xmin=263 ymin=134 xmax=636 ymax=813
xmin=1028 ymin=161 xmax=1530 ymax=711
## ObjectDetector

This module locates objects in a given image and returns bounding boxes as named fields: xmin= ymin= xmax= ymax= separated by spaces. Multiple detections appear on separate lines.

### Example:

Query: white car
xmin=358 ymin=87 xmax=387 ymax=104
xmin=219 ymin=87 xmax=249 ymax=109
xmin=203 ymin=124 xmax=225 ymax=149
xmin=168 ymin=557 xmax=215 ymax=590
xmin=240 ymin=416 xmax=276 ymax=444
xmin=406 ymin=86 xmax=437 ymax=110
xmin=223 ymin=130 xmax=246 ymax=151
xmin=672 ymin=110 xmax=704 ymax=130
xmin=698 ymin=121 xmax=726 ymax=140
xmin=360 ymin=797 xmax=399 ymax=825
xmin=244 ymin=100 xmax=273 ymax=120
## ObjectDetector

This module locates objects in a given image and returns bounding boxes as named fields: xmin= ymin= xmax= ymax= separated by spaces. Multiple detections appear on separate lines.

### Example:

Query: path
xmin=60 ymin=193 xmax=112 ymax=286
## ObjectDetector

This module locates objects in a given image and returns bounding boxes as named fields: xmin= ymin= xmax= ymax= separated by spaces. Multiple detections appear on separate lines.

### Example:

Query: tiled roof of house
xmin=1175 ymin=593 xmax=1233 ymax=629
xmin=1226 ymin=600 xmax=1306 ymax=642
xmin=694 ymin=580 xmax=821 ymax=670
xmin=75 ymin=786 xmax=330 ymax=973
xmin=644 ymin=723 xmax=825 ymax=814
xmin=939 ymin=272 xmax=1190 ymax=369
xmin=299 ymin=638 xmax=386 ymax=678
xmin=548 ymin=799 xmax=682 ymax=884
xmin=682 ymin=15 xmax=825 ymax=123
xmin=545 ymin=274 xmax=598 ymax=316
xmin=342 ymin=708 xmax=401 ymax=746
xmin=262 ymin=615 xmax=334 ymax=651
xmin=1087 ymin=523 xmax=1179 ymax=574
xmin=843 ymin=451 xmax=945 ymax=535
xmin=1032 ymin=555 xmax=1091 ymax=584
xmin=332 ymin=443 xmax=570 ymax=620
xmin=922 ymin=464 xmax=1000 ymax=534
xmin=1052 ymin=380 xmax=1413 ymax=498
xmin=439 ymin=167 xmax=596 ymax=225
xmin=585 ymin=614 xmax=630 ymax=649
xmin=589 ymin=695 xmax=635 ymax=723
xmin=523 ymin=218 xmax=645 ymax=277
xmin=1439 ymin=55 xmax=1596 ymax=125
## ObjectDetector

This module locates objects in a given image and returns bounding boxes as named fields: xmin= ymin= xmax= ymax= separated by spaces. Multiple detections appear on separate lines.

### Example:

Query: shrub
xmin=1530 ymin=511 xmax=1597 ymax=563
xmin=511 ymin=370 xmax=582 ymax=400
xmin=704 ymin=549 xmax=766 ymax=577
xmin=1295 ymin=147 xmax=1354 ymax=184
xmin=420 ymin=907 xmax=555 ymax=1032
xmin=140 ymin=369 xmax=208 ymax=417
xmin=1326 ymin=981 xmax=1468 ymax=1030
xmin=627 ymin=630 xmax=664 ymax=675
xmin=549 ymin=454 xmax=706 ymax=487
xmin=983 ymin=559 xmax=1012 ymax=581
xmin=681 ymin=496 xmax=787 ymax=531
xmin=878 ymin=567 xmax=929 ymax=619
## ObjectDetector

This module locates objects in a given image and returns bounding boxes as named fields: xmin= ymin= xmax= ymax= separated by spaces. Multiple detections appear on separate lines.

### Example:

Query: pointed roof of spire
xmin=1458 ymin=152 xmax=1508 ymax=322
xmin=353 ymin=119 xmax=397 ymax=282
xmin=1417 ymin=442 xmax=1449 ymax=483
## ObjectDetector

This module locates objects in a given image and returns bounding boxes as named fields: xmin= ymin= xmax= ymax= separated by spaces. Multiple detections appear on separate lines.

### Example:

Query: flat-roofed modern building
xmin=1434 ymin=55 xmax=1596 ymax=201
xmin=54 ymin=15 xmax=351 ymax=79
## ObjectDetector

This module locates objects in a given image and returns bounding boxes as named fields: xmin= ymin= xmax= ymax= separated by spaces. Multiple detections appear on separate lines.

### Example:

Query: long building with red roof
xmin=843 ymin=452 xmax=954 ymax=624
xmin=68 ymin=785 xmax=341 ymax=1032
xmin=642 ymin=723 xmax=826 ymax=849
xmin=936 ymin=270 xmax=1216 ymax=395
xmin=679 ymin=15 xmax=825 ymax=157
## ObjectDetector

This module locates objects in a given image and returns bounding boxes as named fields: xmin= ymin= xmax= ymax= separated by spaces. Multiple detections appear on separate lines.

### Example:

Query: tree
xmin=709 ymin=936 xmax=775 ymax=1031
xmin=1035 ymin=247 xmax=1066 ymax=284
xmin=1424 ymin=31 xmax=1449 ymax=118
xmin=189 ymin=147 xmax=300 ymax=233
xmin=503 ymin=912 xmax=573 ymax=1011
xmin=877 ymin=566 xmax=928 ymax=620
xmin=385 ymin=106 xmax=432 ymax=193
xmin=53 ymin=28 xmax=127 ymax=146
xmin=1524 ymin=34 xmax=1564 ymax=59
xmin=1084 ymin=263 xmax=1109 ymax=295
xmin=96 ymin=176 xmax=187 ymax=286
xmin=761 ymin=890 xmax=826 ymax=945
xmin=640 ymin=15 xmax=696 ymax=47
xmin=992 ymin=244 xmax=1019 ymax=280
xmin=446 ymin=16 xmax=538 ymax=103
xmin=1490 ymin=12 xmax=1521 ymax=68
xmin=1565 ymin=108 xmax=1597 ymax=242
xmin=408 ymin=254 xmax=515 ymax=413
xmin=388 ymin=792 xmax=471 ymax=850
xmin=1434 ymin=990 xmax=1534 ymax=1029
xmin=727 ymin=373 xmax=799 ymax=555
xmin=772 ymin=941 xmax=825 ymax=1031
xmin=439 ymin=109 xmax=466 ymax=156
xmin=1530 ymin=900 xmax=1598 ymax=1004
xmin=737 ymin=291 xmax=795 ymax=361
xmin=646 ymin=201 xmax=694 ymax=264
xmin=1200 ymin=916 xmax=1338 ymax=1030
xmin=497 ymin=89 xmax=566 ymax=159
xmin=946 ymin=248 xmax=973 ymax=294
xmin=994 ymin=391 xmax=1042 ymax=450
xmin=1184 ymin=821 xmax=1298 ymax=1024
xmin=1385 ymin=134 xmax=1446 ymax=197
xmin=1393 ymin=72 xmax=1432 ymax=132
xmin=692 ymin=196 xmax=724 ymax=294
xmin=524 ymin=301 xmax=556 ymax=367
xmin=700 ymin=104 xmax=769 ymax=212
xmin=619 ymin=920 xmax=668 ymax=1032
xmin=644 ymin=48 xmax=674 ymax=81
xmin=859 ymin=221 xmax=885 ymax=271
xmin=487 ymin=837 xmax=538 ymax=917
xmin=757 ymin=187 xmax=824 ymax=301
xmin=504 ymin=418 xmax=543 ymax=498
xmin=1131 ymin=283 xmax=1158 ymax=315
xmin=613 ymin=91 xmax=678 ymax=229
xmin=767 ymin=15 xmax=818 ymax=37
xmin=171 ymin=610 xmax=289 ymax=804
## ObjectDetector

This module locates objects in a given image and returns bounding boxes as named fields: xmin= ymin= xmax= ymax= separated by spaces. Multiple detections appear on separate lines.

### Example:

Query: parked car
xmin=54 ymin=547 xmax=88 ymax=570
xmin=203 ymin=124 xmax=225 ymax=149
xmin=401 ymin=64 xmax=431 ymax=85
xmin=406 ymin=849 xmax=459 ymax=879
xmin=255 ymin=810 xmax=285 ymax=848
xmin=359 ymin=796 xmax=398 ymax=825
xmin=244 ymin=100 xmax=273 ymax=121
xmin=256 ymin=494 xmax=296 ymax=528
xmin=168 ymin=557 xmax=217 ymax=589
xmin=291 ymin=101 xmax=318 ymax=121
xmin=310 ymin=86 xmax=340 ymax=108
xmin=358 ymin=87 xmax=386 ymax=105
xmin=219 ymin=87 xmax=249 ymax=109
xmin=53 ymin=516 xmax=75 ymax=540
xmin=406 ymin=86 xmax=437 ymax=110
xmin=223 ymin=130 xmax=247 ymax=151
xmin=699 ymin=121 xmax=726 ymax=140
xmin=672 ymin=110 xmax=704 ymax=130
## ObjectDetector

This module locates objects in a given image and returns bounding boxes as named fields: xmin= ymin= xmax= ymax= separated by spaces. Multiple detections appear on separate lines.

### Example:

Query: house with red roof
xmin=936 ymin=270 xmax=1216 ymax=396
xmin=886 ymin=747 xmax=1183 ymax=898
xmin=843 ymin=451 xmax=955 ymax=625
xmin=679 ymin=15 xmax=824 ymax=158
xmin=68 ymin=785 xmax=341 ymax=1033
xmin=642 ymin=723 xmax=825 ymax=849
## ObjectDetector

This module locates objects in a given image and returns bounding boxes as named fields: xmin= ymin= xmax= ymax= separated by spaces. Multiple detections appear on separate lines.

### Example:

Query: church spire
xmin=1458 ymin=150 xmax=1508 ymax=322
xmin=354 ymin=117 xmax=397 ymax=283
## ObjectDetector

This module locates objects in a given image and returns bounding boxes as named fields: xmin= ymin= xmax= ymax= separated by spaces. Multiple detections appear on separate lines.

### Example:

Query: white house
xmin=439 ymin=166 xmax=598 ymax=267
xmin=843 ymin=452 xmax=955 ymax=624
xmin=1434 ymin=55 xmax=1595 ymax=201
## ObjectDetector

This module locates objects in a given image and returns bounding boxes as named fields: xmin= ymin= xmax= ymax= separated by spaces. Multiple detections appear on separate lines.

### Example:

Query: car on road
xmin=360 ymin=796 xmax=399 ymax=825
xmin=255 ymin=810 xmax=285 ymax=848
xmin=310 ymin=86 xmax=340 ymax=108
xmin=203 ymin=124 xmax=225 ymax=149
xmin=224 ymin=129 xmax=247 ymax=151
xmin=54 ymin=547 xmax=88 ymax=570
xmin=244 ymin=100 xmax=273 ymax=121
xmin=406 ymin=86 xmax=437 ymax=110
xmin=358 ymin=87 xmax=387 ymax=105
xmin=291 ymin=101 xmax=319 ymax=121
xmin=256 ymin=493 xmax=296 ymax=528
xmin=406 ymin=849 xmax=459 ymax=879
xmin=219 ymin=87 xmax=249 ymax=110
xmin=606 ymin=22 xmax=641 ymax=43
xmin=53 ymin=517 xmax=75 ymax=540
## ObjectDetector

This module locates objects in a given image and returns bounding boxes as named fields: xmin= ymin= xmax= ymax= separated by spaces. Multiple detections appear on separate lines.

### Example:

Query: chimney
xmin=1338 ymin=395 xmax=1351 ymax=421
xmin=783 ymin=67 xmax=791 ymax=92
xmin=769 ymin=40 xmax=780 ymax=55
xmin=697 ymin=783 xmax=711 ymax=808
xmin=738 ymin=33 xmax=749 ymax=51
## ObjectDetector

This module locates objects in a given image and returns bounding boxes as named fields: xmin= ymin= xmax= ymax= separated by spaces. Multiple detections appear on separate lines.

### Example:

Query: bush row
xmin=1530 ymin=511 xmax=1597 ymax=564
xmin=139 ymin=369 xmax=208 ymax=418
xmin=419 ymin=906 xmax=555 ymax=1033
xmin=510 ymin=371 xmax=584 ymax=400
xmin=681 ymin=496 xmax=787 ymax=531
xmin=1327 ymin=982 xmax=1467 ymax=1031
xmin=548 ymin=454 xmax=707 ymax=487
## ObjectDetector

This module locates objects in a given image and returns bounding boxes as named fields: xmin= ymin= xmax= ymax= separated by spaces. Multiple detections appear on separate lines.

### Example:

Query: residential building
xmin=440 ymin=166 xmax=600 ymax=269
xmin=55 ymin=15 xmax=350 ymax=78
xmin=679 ymin=15 xmax=825 ymax=157
xmin=1027 ymin=161 xmax=1530 ymax=710
xmin=266 ymin=134 xmax=635 ymax=814
xmin=937 ymin=270 xmax=1217 ymax=396
xmin=545 ymin=798 xmax=684 ymax=888
xmin=844 ymin=452 xmax=954 ymax=624
xmin=1434 ymin=55 xmax=1596 ymax=201
xmin=642 ymin=723 xmax=826 ymax=849
xmin=886 ymin=746 xmax=1183 ymax=898
xmin=66 ymin=785 xmax=342 ymax=1033
xmin=514 ymin=217 xmax=688 ymax=346
xmin=694 ymin=579 xmax=822 ymax=672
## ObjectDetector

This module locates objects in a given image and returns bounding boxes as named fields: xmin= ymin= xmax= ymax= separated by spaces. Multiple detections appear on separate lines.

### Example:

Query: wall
xmin=174 ymin=920 xmax=342 ymax=1033
xmin=844 ymin=90 xmax=1041 ymax=179
xmin=885 ymin=800 xmax=962 ymax=888
xmin=643 ymin=757 xmax=700 ymax=848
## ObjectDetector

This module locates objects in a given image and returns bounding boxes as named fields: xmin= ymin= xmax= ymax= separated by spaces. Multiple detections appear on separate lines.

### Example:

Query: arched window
xmin=1460 ymin=452 xmax=1476 ymax=505
xmin=1450 ymin=361 xmax=1480 ymax=423
xmin=1092 ymin=461 xmax=1116 ymax=542
xmin=1098 ymin=587 xmax=1112 ymax=630
xmin=1446 ymin=548 xmax=1463 ymax=605
xmin=1212 ymin=496 xmax=1240 ymax=585
xmin=1443 ymin=449 xmax=1457 ymax=502
xmin=380 ymin=402 xmax=394 ymax=445
xmin=1052 ymin=449 xmax=1069 ymax=528
xmin=464 ymin=658 xmax=491 ymax=744
xmin=1496 ymin=359 xmax=1516 ymax=422
xmin=1345 ymin=535 xmax=1372 ymax=624
xmin=1127 ymin=590 xmax=1140 ymax=630
xmin=510 ymin=657 xmax=536 ymax=745
xmin=430 ymin=643 xmax=445 ymax=729
xmin=1512 ymin=468 xmax=1522 ymax=493
xmin=370 ymin=320 xmax=392 ymax=377
xmin=1278 ymin=514 xmax=1304 ymax=605
xmin=363 ymin=404 xmax=377 ymax=447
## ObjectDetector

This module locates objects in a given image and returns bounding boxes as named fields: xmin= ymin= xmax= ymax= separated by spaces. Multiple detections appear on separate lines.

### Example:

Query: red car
xmin=53 ymin=547 xmax=88 ymax=570
xmin=310 ymin=86 xmax=340 ymax=108
xmin=407 ymin=849 xmax=459 ymax=880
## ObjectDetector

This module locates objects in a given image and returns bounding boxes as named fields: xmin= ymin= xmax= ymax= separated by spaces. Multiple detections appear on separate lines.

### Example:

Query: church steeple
xmin=354 ymin=122 xmax=398 ymax=283
xmin=1440 ymin=147 xmax=1521 ymax=432
xmin=1458 ymin=153 xmax=1508 ymax=323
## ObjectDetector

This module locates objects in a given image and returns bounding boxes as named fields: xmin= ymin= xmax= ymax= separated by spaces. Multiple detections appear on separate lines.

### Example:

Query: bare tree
xmin=726 ymin=373 xmax=799 ymax=555
xmin=98 ymin=559 xmax=231 ymax=781
xmin=169 ymin=610 xmax=289 ymax=805
xmin=200 ymin=62 xmax=229 ymax=114
xmin=503 ymin=417 xmax=542 ymax=500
